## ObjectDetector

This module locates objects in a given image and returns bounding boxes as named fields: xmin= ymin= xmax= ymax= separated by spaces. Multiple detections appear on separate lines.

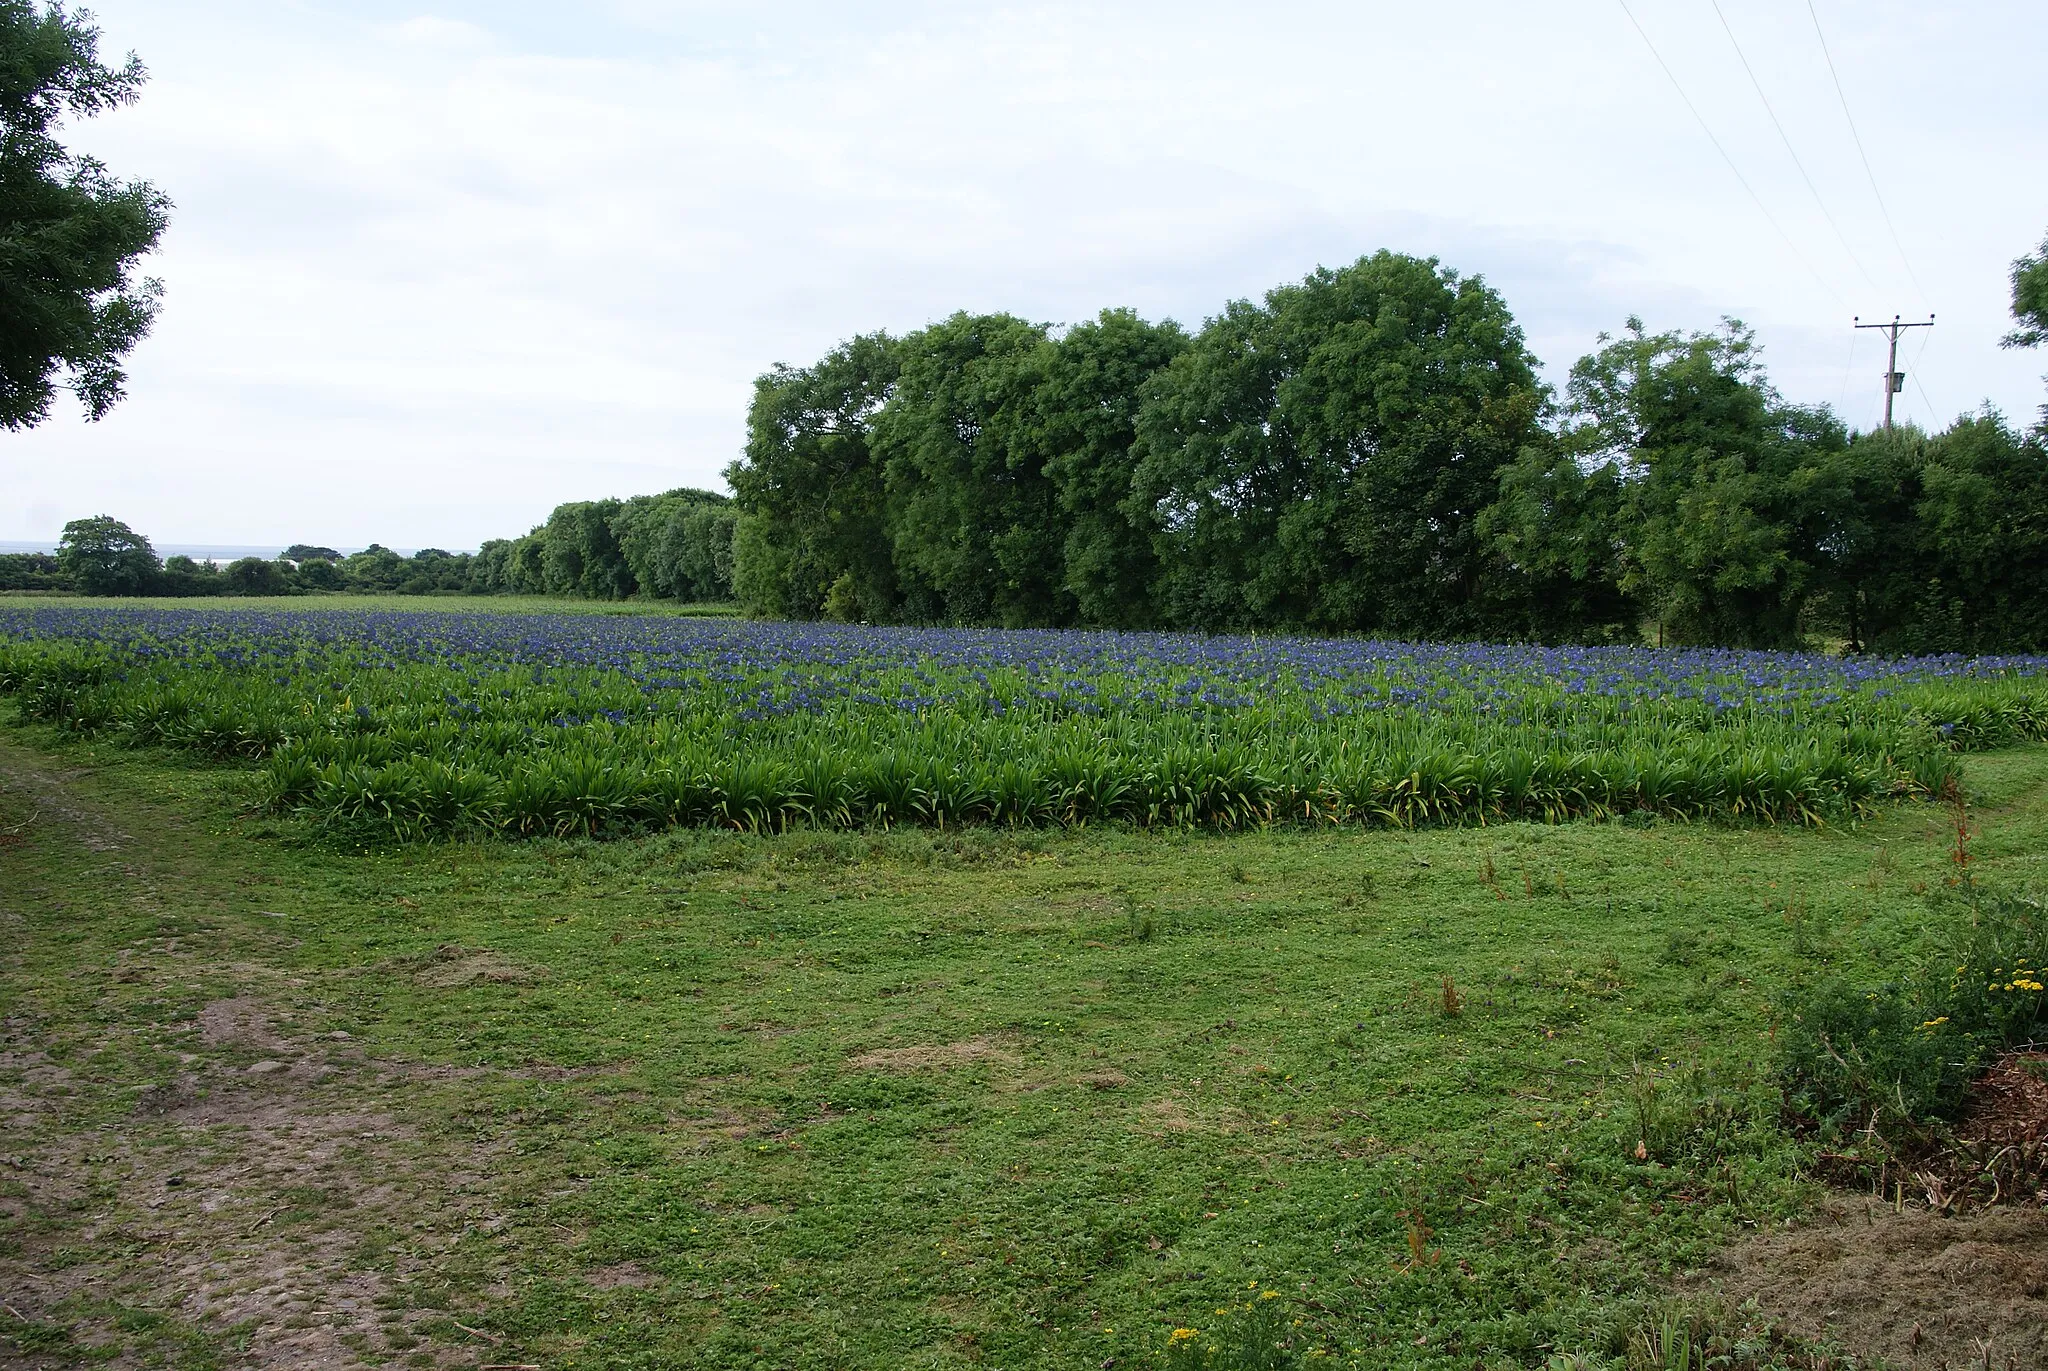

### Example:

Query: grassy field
xmin=4 ymin=710 xmax=2046 ymax=1368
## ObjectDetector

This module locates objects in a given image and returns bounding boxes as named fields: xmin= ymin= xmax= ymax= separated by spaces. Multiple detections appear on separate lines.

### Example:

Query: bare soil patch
xmin=845 ymin=1036 xmax=1020 ymax=1072
xmin=0 ymin=746 xmax=517 ymax=1369
xmin=412 ymin=943 xmax=546 ymax=988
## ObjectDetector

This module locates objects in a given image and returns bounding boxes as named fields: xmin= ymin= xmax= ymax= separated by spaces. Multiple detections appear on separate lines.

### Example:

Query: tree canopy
xmin=0 ymin=1 xmax=168 ymax=429
xmin=56 ymin=512 xmax=155 ymax=593
xmin=37 ymin=225 xmax=2048 ymax=654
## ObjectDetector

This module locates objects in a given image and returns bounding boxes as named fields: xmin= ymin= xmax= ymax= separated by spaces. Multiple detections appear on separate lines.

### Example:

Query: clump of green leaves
xmin=1777 ymin=889 xmax=2048 ymax=1134
xmin=1161 ymin=1291 xmax=1297 ymax=1370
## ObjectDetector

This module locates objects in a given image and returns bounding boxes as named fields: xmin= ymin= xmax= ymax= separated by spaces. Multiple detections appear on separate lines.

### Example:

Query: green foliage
xmin=1476 ymin=447 xmax=1634 ymax=642
xmin=1131 ymin=252 xmax=1544 ymax=634
xmin=1821 ymin=414 xmax=2048 ymax=654
xmin=7 ymin=618 xmax=2041 ymax=849
xmin=539 ymin=501 xmax=633 ymax=599
xmin=877 ymin=312 xmax=1065 ymax=626
xmin=154 ymin=553 xmax=218 ymax=595
xmin=711 ymin=229 xmax=2048 ymax=648
xmin=291 ymin=556 xmax=341 ymax=591
xmin=222 ymin=555 xmax=289 ymax=596
xmin=1540 ymin=319 xmax=1849 ymax=649
xmin=334 ymin=544 xmax=471 ymax=596
xmin=2004 ymin=228 xmax=2047 ymax=352
xmin=0 ymin=550 xmax=69 ymax=591
xmin=729 ymin=332 xmax=901 ymax=619
xmin=1776 ymin=889 xmax=2048 ymax=1133
xmin=1039 ymin=309 xmax=1188 ymax=628
xmin=1162 ymin=1293 xmax=1297 ymax=1369
xmin=55 ymin=513 xmax=156 ymax=594
xmin=610 ymin=488 xmax=733 ymax=601
xmin=0 ymin=0 xmax=168 ymax=428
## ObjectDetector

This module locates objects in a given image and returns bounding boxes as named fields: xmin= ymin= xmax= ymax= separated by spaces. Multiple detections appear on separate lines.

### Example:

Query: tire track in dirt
xmin=0 ymin=742 xmax=524 ymax=1369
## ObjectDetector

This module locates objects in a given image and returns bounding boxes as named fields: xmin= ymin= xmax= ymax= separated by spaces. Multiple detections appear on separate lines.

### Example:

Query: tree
xmin=875 ymin=312 xmax=1064 ymax=626
xmin=338 ymin=544 xmax=407 ymax=593
xmin=2005 ymin=228 xmax=2048 ymax=431
xmin=729 ymin=333 xmax=900 ymax=620
xmin=611 ymin=488 xmax=735 ymax=601
xmin=292 ymin=556 xmax=341 ymax=592
xmin=1476 ymin=443 xmax=1636 ymax=641
xmin=222 ymin=555 xmax=289 ymax=596
xmin=0 ymin=2 xmax=169 ymax=429
xmin=1798 ymin=426 xmax=1922 ymax=651
xmin=283 ymin=543 xmax=341 ymax=563
xmin=1545 ymin=319 xmax=1847 ymax=648
xmin=539 ymin=500 xmax=633 ymax=599
xmin=157 ymin=552 xmax=221 ymax=595
xmin=0 ymin=549 xmax=67 ymax=590
xmin=1033 ymin=309 xmax=1188 ymax=628
xmin=55 ymin=512 xmax=155 ymax=593
xmin=1866 ymin=412 xmax=2048 ymax=654
xmin=2005 ymin=230 xmax=2047 ymax=351
xmin=1133 ymin=252 xmax=1545 ymax=634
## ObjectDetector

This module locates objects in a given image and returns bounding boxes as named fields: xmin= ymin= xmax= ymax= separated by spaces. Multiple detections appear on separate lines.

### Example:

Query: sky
xmin=4 ymin=0 xmax=2044 ymax=552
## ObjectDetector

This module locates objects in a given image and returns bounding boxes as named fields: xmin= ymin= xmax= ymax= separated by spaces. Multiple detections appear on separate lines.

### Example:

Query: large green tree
xmin=611 ymin=487 xmax=734 ymax=602
xmin=1476 ymin=443 xmax=1637 ymax=642
xmin=55 ymin=511 xmax=154 ymax=592
xmin=1033 ymin=308 xmax=1188 ymax=628
xmin=539 ymin=499 xmax=633 ymax=599
xmin=2009 ymin=228 xmax=2048 ymax=430
xmin=1132 ymin=252 xmax=1544 ymax=634
xmin=0 ymin=2 xmax=168 ymax=428
xmin=728 ymin=333 xmax=900 ymax=620
xmin=1540 ymin=319 xmax=1848 ymax=647
xmin=1864 ymin=413 xmax=2048 ymax=654
xmin=874 ymin=312 xmax=1064 ymax=626
xmin=2006 ymin=230 xmax=2047 ymax=352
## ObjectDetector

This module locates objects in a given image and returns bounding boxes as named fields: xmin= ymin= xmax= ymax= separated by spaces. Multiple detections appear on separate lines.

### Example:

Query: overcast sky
xmin=4 ymin=0 xmax=2044 ymax=551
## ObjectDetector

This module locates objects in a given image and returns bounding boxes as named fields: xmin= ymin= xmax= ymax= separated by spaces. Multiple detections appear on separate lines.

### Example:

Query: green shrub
xmin=1777 ymin=891 xmax=2048 ymax=1133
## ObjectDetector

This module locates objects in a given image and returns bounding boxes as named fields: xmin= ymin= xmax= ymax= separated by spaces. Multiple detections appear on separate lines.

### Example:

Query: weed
xmin=1777 ymin=889 xmax=2048 ymax=1136
xmin=1440 ymin=975 xmax=1463 ymax=1018
xmin=1124 ymin=890 xmax=1158 ymax=942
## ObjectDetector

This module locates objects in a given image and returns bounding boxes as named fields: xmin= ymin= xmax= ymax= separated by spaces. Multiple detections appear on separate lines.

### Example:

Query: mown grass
xmin=5 ymin=716 xmax=2045 ymax=1368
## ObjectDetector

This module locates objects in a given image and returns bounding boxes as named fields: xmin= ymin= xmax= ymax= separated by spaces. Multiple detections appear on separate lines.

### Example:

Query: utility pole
xmin=1853 ymin=314 xmax=1934 ymax=432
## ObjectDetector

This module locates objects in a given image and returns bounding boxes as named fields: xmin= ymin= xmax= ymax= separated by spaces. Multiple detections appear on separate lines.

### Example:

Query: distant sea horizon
xmin=0 ymin=540 xmax=455 ymax=560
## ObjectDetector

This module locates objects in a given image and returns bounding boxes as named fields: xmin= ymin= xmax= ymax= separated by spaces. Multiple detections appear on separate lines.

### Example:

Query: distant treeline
xmin=472 ymin=489 xmax=734 ymax=601
xmin=725 ymin=246 xmax=2048 ymax=652
xmin=22 ymin=240 xmax=2047 ymax=650
xmin=18 ymin=489 xmax=736 ymax=603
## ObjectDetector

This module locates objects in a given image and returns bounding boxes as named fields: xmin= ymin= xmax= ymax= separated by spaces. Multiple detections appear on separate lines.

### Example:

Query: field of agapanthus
xmin=3 ymin=605 xmax=2046 ymax=841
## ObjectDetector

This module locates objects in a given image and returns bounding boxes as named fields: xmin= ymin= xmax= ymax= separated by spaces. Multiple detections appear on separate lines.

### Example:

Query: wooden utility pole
xmin=1853 ymin=314 xmax=1934 ymax=431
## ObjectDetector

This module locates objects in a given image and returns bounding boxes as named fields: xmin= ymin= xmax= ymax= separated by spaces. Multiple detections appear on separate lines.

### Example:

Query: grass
xmin=5 ymin=710 xmax=2045 ymax=1368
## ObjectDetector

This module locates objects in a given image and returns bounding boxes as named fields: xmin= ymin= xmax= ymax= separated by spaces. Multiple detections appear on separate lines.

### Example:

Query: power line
xmin=1853 ymin=313 xmax=1932 ymax=431
xmin=1708 ymin=0 xmax=1881 ymax=294
xmin=1805 ymin=0 xmax=1929 ymax=305
xmin=1614 ymin=0 xmax=1847 ymax=311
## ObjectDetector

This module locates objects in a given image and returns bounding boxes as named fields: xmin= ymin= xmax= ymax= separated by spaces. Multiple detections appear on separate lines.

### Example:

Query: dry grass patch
xmin=845 ymin=1037 xmax=1020 ymax=1072
xmin=1693 ymin=1197 xmax=2048 ymax=1370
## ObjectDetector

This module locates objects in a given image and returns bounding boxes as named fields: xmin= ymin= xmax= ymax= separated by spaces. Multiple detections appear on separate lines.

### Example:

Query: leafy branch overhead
xmin=0 ymin=0 xmax=170 ymax=430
